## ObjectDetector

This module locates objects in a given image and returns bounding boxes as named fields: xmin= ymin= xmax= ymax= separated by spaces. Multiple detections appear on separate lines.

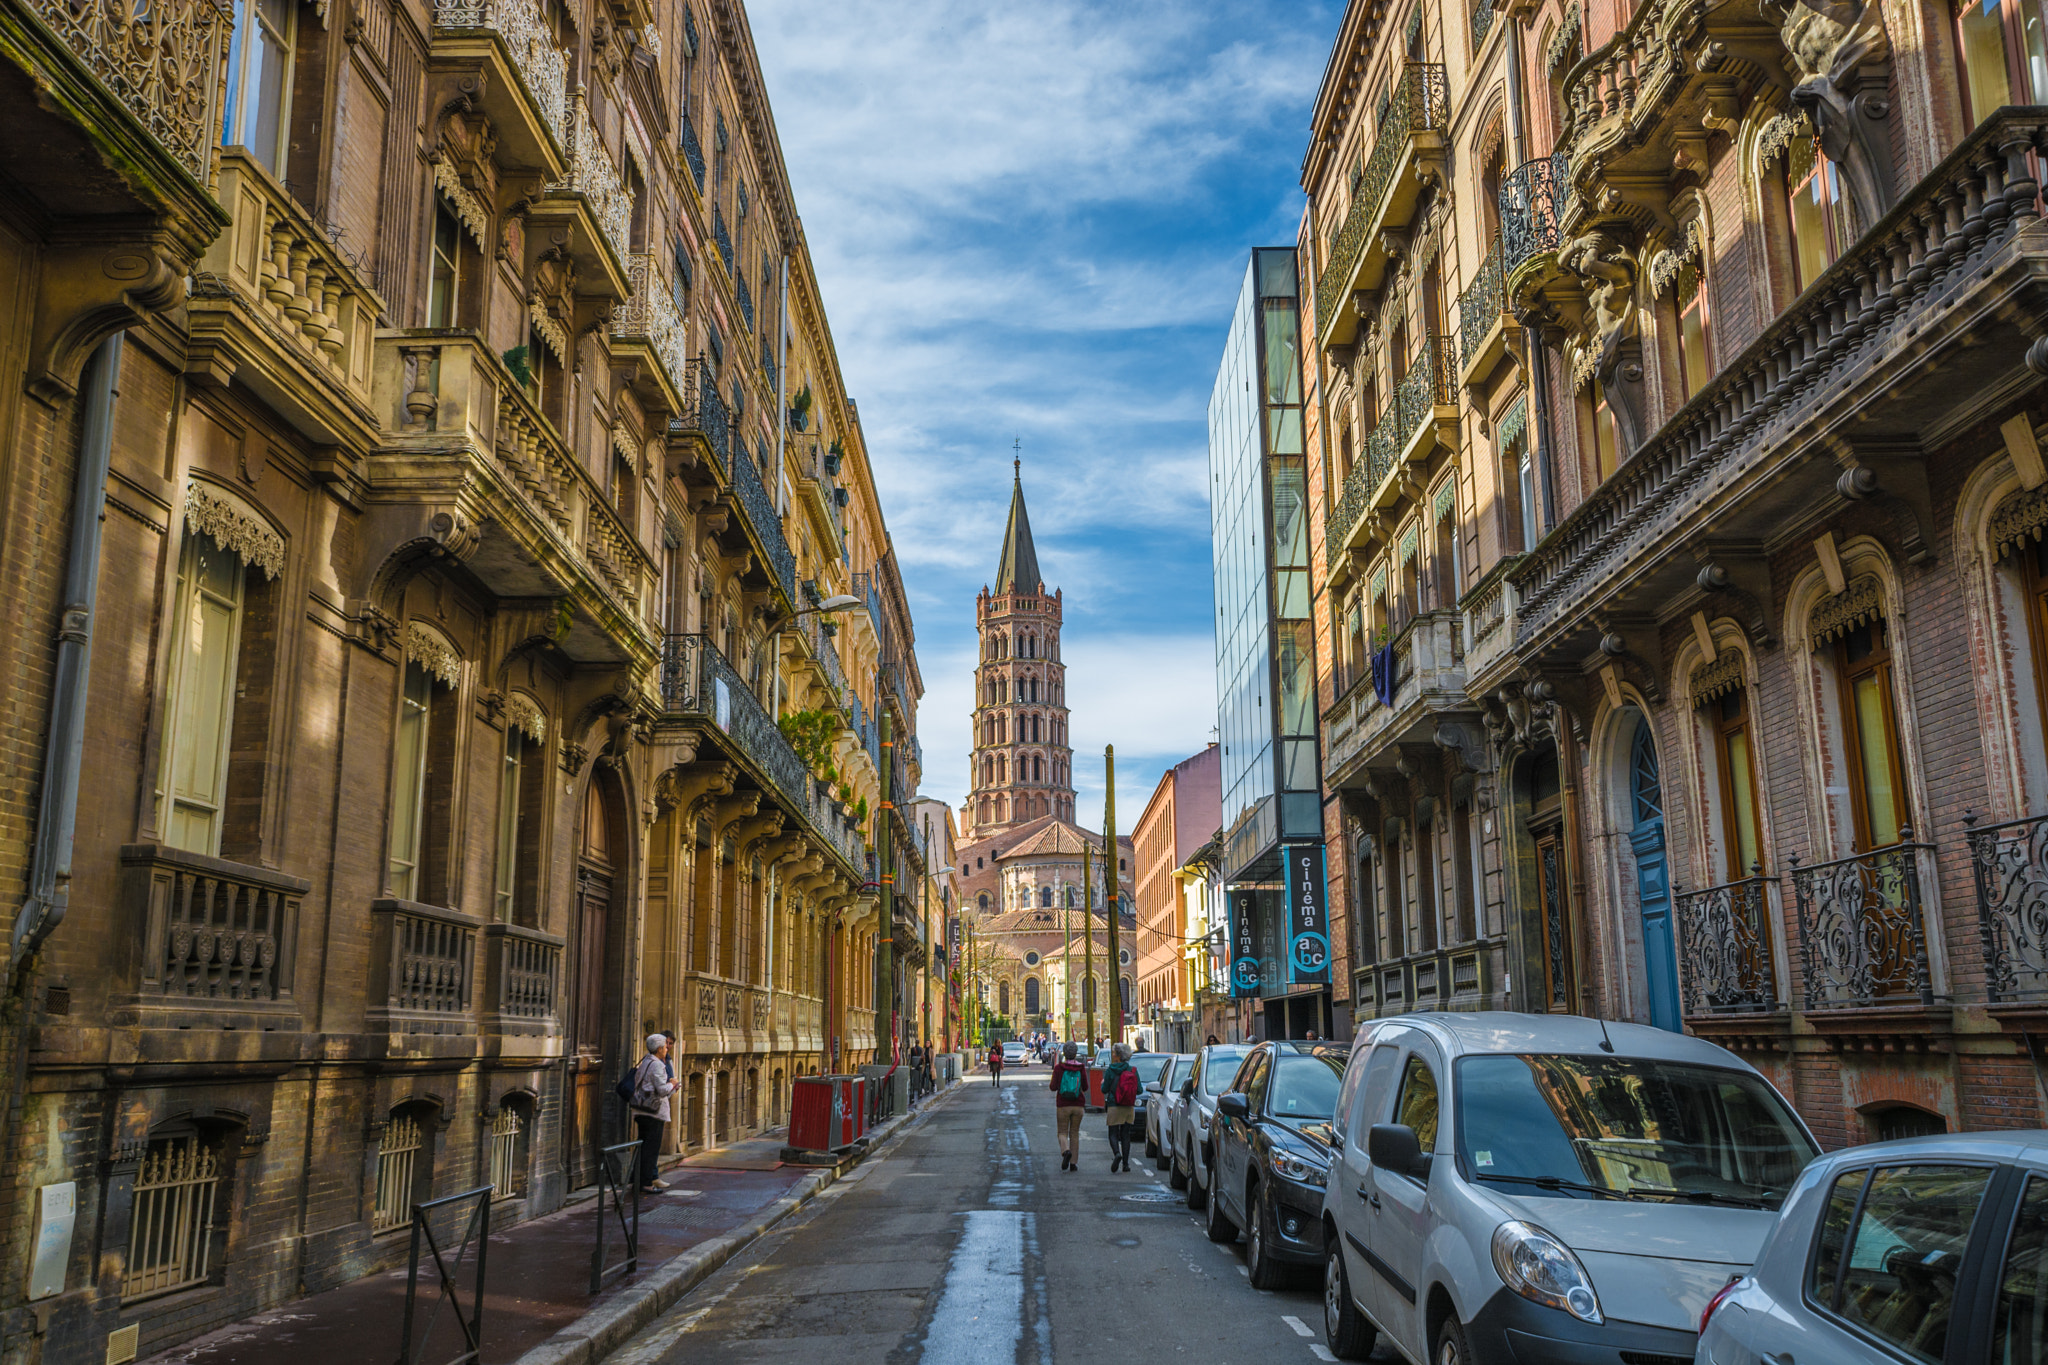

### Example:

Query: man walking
xmin=1049 ymin=1041 xmax=1088 ymax=1170
xmin=629 ymin=1034 xmax=678 ymax=1192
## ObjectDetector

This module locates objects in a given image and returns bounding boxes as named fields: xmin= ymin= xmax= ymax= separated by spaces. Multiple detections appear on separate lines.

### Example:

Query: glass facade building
xmin=1209 ymin=248 xmax=1326 ymax=1023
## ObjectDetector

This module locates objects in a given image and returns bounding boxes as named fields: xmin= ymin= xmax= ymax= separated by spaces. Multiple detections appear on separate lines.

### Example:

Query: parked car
xmin=1124 ymin=1051 xmax=1172 ymax=1134
xmin=1319 ymin=1012 xmax=1819 ymax=1365
xmin=1147 ymin=1054 xmax=1196 ymax=1164
xmin=1174 ymin=1043 xmax=1252 ymax=1209
xmin=1202 ymin=1041 xmax=1347 ymax=1289
xmin=1695 ymin=1130 xmax=2048 ymax=1365
xmin=1000 ymin=1040 xmax=1029 ymax=1065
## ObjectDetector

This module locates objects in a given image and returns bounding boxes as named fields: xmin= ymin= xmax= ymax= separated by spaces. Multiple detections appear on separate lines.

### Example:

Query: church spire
xmin=994 ymin=462 xmax=1042 ymax=595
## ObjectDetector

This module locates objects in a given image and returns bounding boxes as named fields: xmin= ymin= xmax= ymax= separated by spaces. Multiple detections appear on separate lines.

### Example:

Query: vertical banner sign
xmin=1257 ymin=889 xmax=1285 ymax=996
xmin=1228 ymin=890 xmax=1261 ymax=998
xmin=1284 ymin=844 xmax=1332 ymax=985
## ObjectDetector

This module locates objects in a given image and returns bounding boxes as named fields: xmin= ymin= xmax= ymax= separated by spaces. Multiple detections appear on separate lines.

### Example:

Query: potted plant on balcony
xmin=789 ymin=384 xmax=813 ymax=432
xmin=824 ymin=437 xmax=844 ymax=476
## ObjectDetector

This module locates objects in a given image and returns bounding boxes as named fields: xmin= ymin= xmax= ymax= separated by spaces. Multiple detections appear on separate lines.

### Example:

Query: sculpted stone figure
xmin=1764 ymin=0 xmax=1892 ymax=226
xmin=1559 ymin=229 xmax=1636 ymax=374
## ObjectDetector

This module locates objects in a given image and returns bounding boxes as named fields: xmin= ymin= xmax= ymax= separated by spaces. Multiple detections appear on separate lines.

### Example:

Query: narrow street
xmin=609 ymin=1072 xmax=1378 ymax=1364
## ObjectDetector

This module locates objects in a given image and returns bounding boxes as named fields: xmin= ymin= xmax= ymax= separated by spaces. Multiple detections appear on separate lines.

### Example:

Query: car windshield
xmin=1132 ymin=1055 xmax=1170 ymax=1085
xmin=1270 ymin=1052 xmax=1345 ymax=1120
xmin=1201 ymin=1047 xmax=1250 ymax=1095
xmin=1455 ymin=1054 xmax=1818 ymax=1208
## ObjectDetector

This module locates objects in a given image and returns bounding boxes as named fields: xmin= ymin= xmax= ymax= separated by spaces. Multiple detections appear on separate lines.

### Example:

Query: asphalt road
xmin=609 ymin=1069 xmax=1400 ymax=1364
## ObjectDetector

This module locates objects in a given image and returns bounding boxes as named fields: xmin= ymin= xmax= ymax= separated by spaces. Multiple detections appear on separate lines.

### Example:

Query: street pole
xmin=1105 ymin=744 xmax=1119 ymax=1044
xmin=922 ymin=814 xmax=932 ymax=1051
xmin=1062 ymin=878 xmax=1072 ymax=1045
xmin=879 ymin=708 xmax=895 ymax=1065
xmin=1082 ymin=841 xmax=1095 ymax=1046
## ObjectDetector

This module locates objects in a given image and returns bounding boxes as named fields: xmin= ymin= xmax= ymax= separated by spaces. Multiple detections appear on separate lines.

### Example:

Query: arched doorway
xmin=1626 ymin=718 xmax=1680 ymax=1032
xmin=568 ymin=770 xmax=627 ymax=1186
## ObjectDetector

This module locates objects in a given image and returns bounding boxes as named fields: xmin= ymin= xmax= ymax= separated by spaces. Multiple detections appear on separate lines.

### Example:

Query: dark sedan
xmin=1202 ymin=1040 xmax=1345 ymax=1290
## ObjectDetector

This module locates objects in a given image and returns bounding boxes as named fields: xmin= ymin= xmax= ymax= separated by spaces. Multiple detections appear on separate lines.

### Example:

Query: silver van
xmin=1320 ymin=1012 xmax=1818 ymax=1364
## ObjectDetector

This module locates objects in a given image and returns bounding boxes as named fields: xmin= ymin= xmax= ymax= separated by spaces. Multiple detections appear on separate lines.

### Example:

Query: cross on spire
xmin=1013 ymin=435 xmax=1021 ymax=480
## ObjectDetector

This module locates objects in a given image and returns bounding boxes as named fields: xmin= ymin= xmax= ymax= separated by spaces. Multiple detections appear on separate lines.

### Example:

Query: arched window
xmin=1784 ymin=134 xmax=1850 ymax=295
xmin=1039 ymin=886 xmax=1052 ymax=908
xmin=373 ymin=1101 xmax=437 ymax=1231
xmin=1025 ymin=977 xmax=1041 ymax=1014
xmin=978 ymin=891 xmax=990 ymax=911
xmin=998 ymin=980 xmax=1011 ymax=1015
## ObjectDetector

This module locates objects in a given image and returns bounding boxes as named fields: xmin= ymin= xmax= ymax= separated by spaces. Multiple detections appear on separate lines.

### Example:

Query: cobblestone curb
xmin=510 ymin=1081 xmax=959 ymax=1365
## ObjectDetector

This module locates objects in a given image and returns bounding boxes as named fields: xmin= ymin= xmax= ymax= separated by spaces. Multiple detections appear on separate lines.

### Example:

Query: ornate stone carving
xmin=505 ymin=692 xmax=546 ymax=742
xmin=1992 ymin=484 xmax=2048 ymax=561
xmin=405 ymin=622 xmax=464 ymax=686
xmin=432 ymin=157 xmax=492 ymax=249
xmin=1764 ymin=0 xmax=1893 ymax=227
xmin=560 ymin=740 xmax=589 ymax=776
xmin=184 ymin=481 xmax=285 ymax=580
xmin=1808 ymin=575 xmax=1884 ymax=647
xmin=1689 ymin=650 xmax=1746 ymax=705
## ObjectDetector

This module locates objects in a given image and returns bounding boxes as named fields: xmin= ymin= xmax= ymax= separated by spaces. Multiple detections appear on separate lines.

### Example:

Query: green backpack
xmin=1056 ymin=1065 xmax=1086 ymax=1100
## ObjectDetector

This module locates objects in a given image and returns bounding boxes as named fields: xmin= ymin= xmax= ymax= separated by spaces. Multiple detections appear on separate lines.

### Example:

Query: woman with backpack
xmin=1100 ymin=1042 xmax=1139 ymax=1172
xmin=1049 ymin=1041 xmax=1088 ymax=1170
xmin=627 ymin=1034 xmax=678 ymax=1191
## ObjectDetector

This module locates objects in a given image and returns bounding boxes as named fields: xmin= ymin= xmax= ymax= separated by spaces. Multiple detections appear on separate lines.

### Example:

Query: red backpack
xmin=1113 ymin=1067 xmax=1140 ymax=1106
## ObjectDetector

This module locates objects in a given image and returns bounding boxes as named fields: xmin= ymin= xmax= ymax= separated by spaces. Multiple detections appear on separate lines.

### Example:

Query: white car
xmin=1319 ymin=1012 xmax=1819 ymax=1364
xmin=1000 ymin=1040 xmax=1030 ymax=1066
xmin=1146 ymin=1054 xmax=1196 ymax=1165
xmin=1172 ymin=1043 xmax=1251 ymax=1207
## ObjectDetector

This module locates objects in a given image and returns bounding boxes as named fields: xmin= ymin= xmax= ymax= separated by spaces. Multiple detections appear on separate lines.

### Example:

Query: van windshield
xmin=1455 ymin=1054 xmax=1818 ymax=1209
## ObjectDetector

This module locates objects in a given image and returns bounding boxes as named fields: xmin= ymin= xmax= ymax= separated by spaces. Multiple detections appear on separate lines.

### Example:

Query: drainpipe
xmin=12 ymin=333 xmax=122 ymax=972
xmin=773 ymin=253 xmax=790 ymax=517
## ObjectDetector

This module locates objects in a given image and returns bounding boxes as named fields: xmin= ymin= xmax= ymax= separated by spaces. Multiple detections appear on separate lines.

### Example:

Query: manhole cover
xmin=1118 ymin=1192 xmax=1180 ymax=1203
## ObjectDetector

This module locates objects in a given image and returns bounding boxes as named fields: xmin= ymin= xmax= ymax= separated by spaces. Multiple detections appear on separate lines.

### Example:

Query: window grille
xmin=373 ymin=1114 xmax=423 ymax=1230
xmin=124 ymin=1134 xmax=221 ymax=1301
xmin=488 ymin=1109 xmax=523 ymax=1199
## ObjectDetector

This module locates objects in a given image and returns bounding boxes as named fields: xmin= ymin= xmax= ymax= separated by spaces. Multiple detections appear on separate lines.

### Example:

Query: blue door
xmin=1629 ymin=722 xmax=1681 ymax=1032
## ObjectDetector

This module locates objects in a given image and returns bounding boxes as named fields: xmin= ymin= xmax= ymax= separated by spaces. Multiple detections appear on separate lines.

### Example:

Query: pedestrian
xmin=629 ymin=1033 xmax=678 ymax=1192
xmin=1050 ymin=1041 xmax=1088 ymax=1170
xmin=988 ymin=1040 xmax=1004 ymax=1087
xmin=1100 ymin=1042 xmax=1140 ymax=1172
xmin=1206 ymin=1034 xmax=1219 ymax=1046
xmin=1304 ymin=1029 xmax=1320 ymax=1041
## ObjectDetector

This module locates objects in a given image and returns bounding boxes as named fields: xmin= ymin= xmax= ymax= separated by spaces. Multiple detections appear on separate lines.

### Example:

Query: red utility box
xmin=1086 ymin=1066 xmax=1105 ymax=1110
xmin=787 ymin=1075 xmax=863 ymax=1151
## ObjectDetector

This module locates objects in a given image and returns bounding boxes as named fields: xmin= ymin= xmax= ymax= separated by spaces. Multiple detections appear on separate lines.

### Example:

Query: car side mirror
xmin=1146 ymin=1082 xmax=1163 ymax=1094
xmin=1367 ymin=1123 xmax=1432 ymax=1181
xmin=1180 ymin=1079 xmax=1196 ymax=1099
xmin=1217 ymin=1092 xmax=1250 ymax=1121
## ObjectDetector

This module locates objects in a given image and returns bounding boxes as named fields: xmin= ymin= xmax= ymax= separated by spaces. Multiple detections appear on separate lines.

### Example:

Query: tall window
xmin=1712 ymin=688 xmax=1764 ymax=878
xmin=1957 ymin=0 xmax=2048 ymax=125
xmin=390 ymin=661 xmax=434 ymax=898
xmin=1785 ymin=135 xmax=1851 ymax=294
xmin=2019 ymin=538 xmax=2048 ymax=747
xmin=1675 ymin=258 xmax=1712 ymax=399
xmin=159 ymin=532 xmax=247 ymax=854
xmin=1835 ymin=620 xmax=1910 ymax=850
xmin=221 ymin=0 xmax=293 ymax=174
xmin=427 ymin=200 xmax=462 ymax=328
xmin=1581 ymin=380 xmax=1620 ymax=482
xmin=495 ymin=728 xmax=529 ymax=921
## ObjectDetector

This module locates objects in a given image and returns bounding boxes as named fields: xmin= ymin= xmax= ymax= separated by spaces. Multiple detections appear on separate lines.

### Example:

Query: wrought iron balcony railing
xmin=1790 ymin=837 xmax=1937 ymax=1011
xmin=1499 ymin=152 xmax=1568 ymax=278
xmin=1470 ymin=0 xmax=1496 ymax=52
xmin=713 ymin=206 xmax=735 ymax=275
xmin=549 ymin=91 xmax=632 ymax=265
xmin=1313 ymin=61 xmax=1447 ymax=335
xmin=432 ymin=0 xmax=567 ymax=146
xmin=30 ymin=0 xmax=232 ymax=183
xmin=1457 ymin=236 xmax=1504 ymax=372
xmin=737 ymin=271 xmax=755 ymax=333
xmin=616 ymin=253 xmax=686 ymax=398
xmin=1674 ymin=870 xmax=1780 ymax=1015
xmin=1327 ymin=333 xmax=1457 ymax=567
xmin=729 ymin=441 xmax=795 ymax=603
xmin=680 ymin=111 xmax=706 ymax=191
xmin=1966 ymin=810 xmax=2048 ymax=1002
xmin=668 ymin=358 xmax=730 ymax=476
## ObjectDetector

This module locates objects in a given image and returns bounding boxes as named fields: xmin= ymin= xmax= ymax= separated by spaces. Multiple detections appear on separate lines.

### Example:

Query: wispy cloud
xmin=752 ymin=0 xmax=1339 ymax=819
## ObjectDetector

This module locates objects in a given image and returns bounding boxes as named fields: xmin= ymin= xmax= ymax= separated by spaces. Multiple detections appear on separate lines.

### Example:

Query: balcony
xmin=122 ymin=844 xmax=306 ymax=1029
xmin=681 ymin=111 xmax=706 ymax=193
xmin=614 ymin=252 xmax=688 ymax=412
xmin=1966 ymin=811 xmax=2048 ymax=1006
xmin=1509 ymin=111 xmax=2048 ymax=666
xmin=1790 ymin=840 xmax=1937 ymax=1012
xmin=1325 ymin=334 xmax=1457 ymax=580
xmin=791 ymin=437 xmax=847 ymax=558
xmin=369 ymin=899 xmax=479 ymax=1035
xmin=187 ymin=151 xmax=385 ymax=452
xmin=532 ymin=91 xmax=631 ymax=297
xmin=428 ymin=0 xmax=568 ymax=176
xmin=1322 ymin=609 xmax=1466 ymax=786
xmin=1674 ymin=871 xmax=1781 ymax=1018
xmin=737 ymin=271 xmax=755 ymax=333
xmin=727 ymin=438 xmax=795 ymax=607
xmin=1456 ymin=236 xmax=1505 ymax=384
xmin=669 ymin=358 xmax=731 ymax=479
xmin=1498 ymin=153 xmax=1567 ymax=288
xmin=1355 ymin=938 xmax=1499 ymax=1019
xmin=1313 ymin=62 xmax=1447 ymax=349
xmin=1458 ymin=554 xmax=1521 ymax=693
xmin=371 ymin=331 xmax=657 ymax=664
xmin=482 ymin=923 xmax=562 ymax=1036
xmin=713 ymin=206 xmax=735 ymax=276
xmin=660 ymin=634 xmax=863 ymax=871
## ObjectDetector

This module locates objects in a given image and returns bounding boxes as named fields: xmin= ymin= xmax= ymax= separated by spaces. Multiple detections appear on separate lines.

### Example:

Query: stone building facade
xmin=1132 ymin=744 xmax=1222 ymax=1047
xmin=1301 ymin=0 xmax=2048 ymax=1143
xmin=0 ymin=0 xmax=922 ymax=1360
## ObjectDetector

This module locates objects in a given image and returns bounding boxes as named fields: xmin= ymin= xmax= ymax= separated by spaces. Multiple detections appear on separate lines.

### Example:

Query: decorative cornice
xmin=1432 ymin=479 xmax=1457 ymax=523
xmin=1756 ymin=111 xmax=1808 ymax=167
xmin=505 ymin=693 xmax=547 ymax=743
xmin=528 ymin=298 xmax=569 ymax=362
xmin=1688 ymin=650 xmax=1745 ymax=705
xmin=1647 ymin=219 xmax=1704 ymax=298
xmin=184 ymin=481 xmax=285 ymax=581
xmin=1991 ymin=483 xmax=2048 ymax=561
xmin=405 ymin=621 xmax=463 ymax=687
xmin=432 ymin=158 xmax=491 ymax=249
xmin=1544 ymin=4 xmax=1580 ymax=76
xmin=1498 ymin=395 xmax=1529 ymax=451
xmin=1808 ymin=575 xmax=1884 ymax=647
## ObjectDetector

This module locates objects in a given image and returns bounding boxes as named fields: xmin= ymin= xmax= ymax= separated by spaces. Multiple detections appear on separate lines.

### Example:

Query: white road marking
xmin=1282 ymin=1315 xmax=1314 ymax=1337
xmin=1311 ymin=1346 xmax=1338 ymax=1362
xmin=1237 ymin=1265 xmax=1249 ymax=1277
xmin=920 ymin=1210 xmax=1032 ymax=1360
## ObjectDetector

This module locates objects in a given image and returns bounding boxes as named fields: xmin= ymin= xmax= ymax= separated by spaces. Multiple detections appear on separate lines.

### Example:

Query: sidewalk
xmin=136 ymin=1096 xmax=949 ymax=1365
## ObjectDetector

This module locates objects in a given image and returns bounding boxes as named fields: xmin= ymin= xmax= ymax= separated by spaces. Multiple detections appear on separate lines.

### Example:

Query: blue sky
xmin=751 ymin=0 xmax=1345 ymax=832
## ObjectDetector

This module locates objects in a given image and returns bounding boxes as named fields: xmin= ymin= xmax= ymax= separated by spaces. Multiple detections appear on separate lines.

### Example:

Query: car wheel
xmin=1145 ymin=1130 xmax=1160 ymax=1160
xmin=1168 ymin=1144 xmax=1189 ymax=1190
xmin=1434 ymin=1313 xmax=1475 ymax=1365
xmin=1186 ymin=1145 xmax=1209 ymax=1209
xmin=1324 ymin=1242 xmax=1377 ymax=1360
xmin=1246 ymin=1187 xmax=1288 ymax=1290
xmin=1203 ymin=1171 xmax=1236 ymax=1242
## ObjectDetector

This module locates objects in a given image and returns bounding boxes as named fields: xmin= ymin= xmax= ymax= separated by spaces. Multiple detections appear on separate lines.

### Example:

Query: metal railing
xmin=713 ymin=206 xmax=735 ymax=275
xmin=1458 ymin=236 xmax=1504 ymax=372
xmin=669 ymin=359 xmax=731 ymax=476
xmin=397 ymin=1185 xmax=493 ymax=1365
xmin=1470 ymin=0 xmax=1496 ymax=51
xmin=660 ymin=635 xmax=810 ymax=811
xmin=432 ymin=0 xmax=566 ymax=146
xmin=123 ymin=1134 xmax=221 ymax=1300
xmin=1966 ymin=810 xmax=2048 ymax=1002
xmin=1674 ymin=870 xmax=1779 ymax=1015
xmin=729 ymin=440 xmax=795 ymax=602
xmin=374 ymin=1115 xmax=424 ymax=1230
xmin=589 ymin=1139 xmax=642 ymax=1293
xmin=550 ymin=91 xmax=631 ymax=263
xmin=1313 ymin=61 xmax=1447 ymax=333
xmin=1790 ymin=837 xmax=1937 ymax=1010
xmin=1326 ymin=334 xmax=1457 ymax=566
xmin=1499 ymin=152 xmax=1568 ymax=277
xmin=680 ymin=111 xmax=705 ymax=191
xmin=737 ymin=271 xmax=755 ymax=333
xmin=617 ymin=254 xmax=687 ymax=398
xmin=29 ymin=0 xmax=233 ymax=183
